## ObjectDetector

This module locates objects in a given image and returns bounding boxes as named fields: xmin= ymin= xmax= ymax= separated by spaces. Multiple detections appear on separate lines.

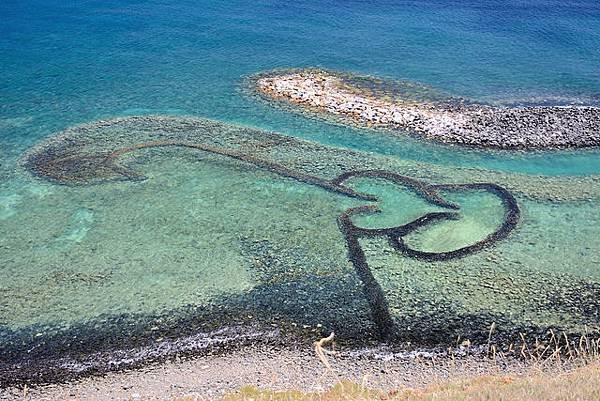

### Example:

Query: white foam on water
xmin=57 ymin=325 xmax=279 ymax=374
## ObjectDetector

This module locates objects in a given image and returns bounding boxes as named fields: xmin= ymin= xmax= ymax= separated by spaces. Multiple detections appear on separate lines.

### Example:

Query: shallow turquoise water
xmin=0 ymin=0 xmax=599 ymax=383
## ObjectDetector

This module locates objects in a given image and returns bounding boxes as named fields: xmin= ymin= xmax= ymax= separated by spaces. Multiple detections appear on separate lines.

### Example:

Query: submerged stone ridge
xmin=21 ymin=116 xmax=520 ymax=345
xmin=20 ymin=115 xmax=600 ymax=201
xmin=253 ymin=68 xmax=600 ymax=150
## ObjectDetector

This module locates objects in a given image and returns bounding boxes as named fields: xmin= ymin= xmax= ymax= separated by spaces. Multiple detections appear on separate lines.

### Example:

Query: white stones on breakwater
xmin=255 ymin=69 xmax=600 ymax=150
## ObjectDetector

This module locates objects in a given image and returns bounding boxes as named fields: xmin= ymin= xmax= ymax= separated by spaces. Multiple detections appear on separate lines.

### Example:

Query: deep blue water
xmin=1 ymin=0 xmax=600 ymax=174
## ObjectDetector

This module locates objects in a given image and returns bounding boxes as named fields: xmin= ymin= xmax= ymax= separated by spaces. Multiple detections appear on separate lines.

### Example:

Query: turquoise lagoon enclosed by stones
xmin=1 ymin=0 xmax=599 ymax=385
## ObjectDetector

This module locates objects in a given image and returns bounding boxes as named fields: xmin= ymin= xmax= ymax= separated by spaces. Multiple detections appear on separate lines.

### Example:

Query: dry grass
xmin=173 ymin=363 xmax=599 ymax=401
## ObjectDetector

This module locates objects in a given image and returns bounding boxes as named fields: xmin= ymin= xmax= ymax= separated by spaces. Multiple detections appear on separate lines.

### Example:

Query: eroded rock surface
xmin=255 ymin=69 xmax=600 ymax=150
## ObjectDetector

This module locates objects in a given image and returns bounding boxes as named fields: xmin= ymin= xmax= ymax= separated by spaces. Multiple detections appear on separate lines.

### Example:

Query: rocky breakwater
xmin=255 ymin=69 xmax=600 ymax=150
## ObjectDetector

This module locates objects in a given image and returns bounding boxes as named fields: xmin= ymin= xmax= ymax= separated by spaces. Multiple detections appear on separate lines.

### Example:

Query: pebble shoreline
xmin=255 ymin=69 xmax=600 ymax=150
xmin=0 ymin=344 xmax=527 ymax=401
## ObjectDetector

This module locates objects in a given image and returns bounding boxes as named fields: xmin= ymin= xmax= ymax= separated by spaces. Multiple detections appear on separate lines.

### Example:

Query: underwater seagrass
xmin=22 ymin=116 xmax=519 ymax=338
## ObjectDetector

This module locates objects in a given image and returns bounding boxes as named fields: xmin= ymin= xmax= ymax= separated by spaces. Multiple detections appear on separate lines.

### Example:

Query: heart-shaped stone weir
xmin=332 ymin=170 xmax=520 ymax=338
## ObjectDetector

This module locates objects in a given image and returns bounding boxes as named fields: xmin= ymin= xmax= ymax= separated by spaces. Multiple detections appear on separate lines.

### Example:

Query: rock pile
xmin=256 ymin=70 xmax=600 ymax=150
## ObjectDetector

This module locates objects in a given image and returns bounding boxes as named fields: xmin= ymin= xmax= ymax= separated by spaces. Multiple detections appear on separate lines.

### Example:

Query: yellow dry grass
xmin=174 ymin=362 xmax=599 ymax=401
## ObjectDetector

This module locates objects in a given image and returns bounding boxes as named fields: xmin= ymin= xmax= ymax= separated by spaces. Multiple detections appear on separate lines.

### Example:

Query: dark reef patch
xmin=545 ymin=282 xmax=600 ymax=324
xmin=0 ymin=277 xmax=578 ymax=387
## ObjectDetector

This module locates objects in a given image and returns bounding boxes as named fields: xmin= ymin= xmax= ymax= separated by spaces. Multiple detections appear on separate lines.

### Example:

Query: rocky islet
xmin=254 ymin=69 xmax=600 ymax=150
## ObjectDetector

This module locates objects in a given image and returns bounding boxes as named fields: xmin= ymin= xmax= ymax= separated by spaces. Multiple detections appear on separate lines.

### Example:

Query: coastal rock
xmin=254 ymin=69 xmax=600 ymax=150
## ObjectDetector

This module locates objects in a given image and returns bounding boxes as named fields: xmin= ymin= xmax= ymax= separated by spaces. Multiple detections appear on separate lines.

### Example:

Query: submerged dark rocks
xmin=23 ymin=117 xmax=520 ymax=341
xmin=254 ymin=69 xmax=600 ymax=150
xmin=445 ymin=106 xmax=600 ymax=149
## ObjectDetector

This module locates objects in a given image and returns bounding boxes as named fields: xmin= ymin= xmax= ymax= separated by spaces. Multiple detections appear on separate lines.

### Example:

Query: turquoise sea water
xmin=1 ymin=0 xmax=599 ymax=384
xmin=2 ymin=0 xmax=600 ymax=174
